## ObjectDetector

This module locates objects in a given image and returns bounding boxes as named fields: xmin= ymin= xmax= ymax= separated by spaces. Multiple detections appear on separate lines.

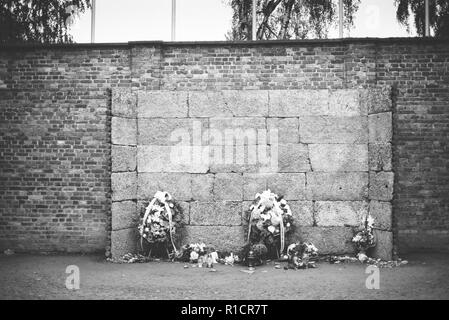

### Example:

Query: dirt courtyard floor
xmin=0 ymin=253 xmax=448 ymax=300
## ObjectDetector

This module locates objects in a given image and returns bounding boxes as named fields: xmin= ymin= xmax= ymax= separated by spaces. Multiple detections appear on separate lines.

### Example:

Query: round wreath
xmin=138 ymin=191 xmax=184 ymax=256
xmin=243 ymin=190 xmax=294 ymax=258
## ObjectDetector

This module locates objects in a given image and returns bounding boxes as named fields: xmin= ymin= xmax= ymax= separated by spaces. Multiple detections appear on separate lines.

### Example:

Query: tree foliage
xmin=395 ymin=0 xmax=449 ymax=38
xmin=0 ymin=0 xmax=91 ymax=44
xmin=226 ymin=0 xmax=361 ymax=40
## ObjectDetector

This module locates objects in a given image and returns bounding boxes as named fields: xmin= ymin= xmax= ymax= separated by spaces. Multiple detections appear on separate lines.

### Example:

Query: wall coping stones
xmin=3 ymin=37 xmax=447 ymax=51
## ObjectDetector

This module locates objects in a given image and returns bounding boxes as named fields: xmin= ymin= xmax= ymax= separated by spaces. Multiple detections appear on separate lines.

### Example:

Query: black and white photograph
xmin=0 ymin=0 xmax=448 ymax=306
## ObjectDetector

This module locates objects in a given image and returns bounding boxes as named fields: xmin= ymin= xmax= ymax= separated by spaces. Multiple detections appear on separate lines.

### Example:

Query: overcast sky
xmin=71 ymin=0 xmax=416 ymax=43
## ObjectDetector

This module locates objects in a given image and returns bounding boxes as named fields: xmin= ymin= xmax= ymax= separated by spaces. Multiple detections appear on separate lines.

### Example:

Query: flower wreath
xmin=138 ymin=191 xmax=184 ymax=256
xmin=243 ymin=190 xmax=294 ymax=258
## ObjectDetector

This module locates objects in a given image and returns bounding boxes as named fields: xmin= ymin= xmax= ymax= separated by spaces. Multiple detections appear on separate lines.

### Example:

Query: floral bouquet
xmin=243 ymin=190 xmax=294 ymax=259
xmin=178 ymin=243 xmax=206 ymax=262
xmin=138 ymin=191 xmax=184 ymax=258
xmin=177 ymin=243 xmax=219 ymax=268
xmin=286 ymin=242 xmax=318 ymax=269
xmin=352 ymin=214 xmax=376 ymax=262
xmin=287 ymin=242 xmax=318 ymax=258
xmin=238 ymin=243 xmax=268 ymax=266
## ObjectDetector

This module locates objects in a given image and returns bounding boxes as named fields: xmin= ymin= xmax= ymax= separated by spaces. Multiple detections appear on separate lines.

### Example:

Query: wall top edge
xmin=1 ymin=37 xmax=448 ymax=51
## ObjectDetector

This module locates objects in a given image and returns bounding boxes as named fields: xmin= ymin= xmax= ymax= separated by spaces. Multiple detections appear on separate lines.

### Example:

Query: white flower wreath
xmin=138 ymin=191 xmax=183 ymax=256
xmin=245 ymin=189 xmax=294 ymax=256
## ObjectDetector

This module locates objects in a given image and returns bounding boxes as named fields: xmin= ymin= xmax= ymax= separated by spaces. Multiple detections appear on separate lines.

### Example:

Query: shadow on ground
xmin=0 ymin=253 xmax=448 ymax=300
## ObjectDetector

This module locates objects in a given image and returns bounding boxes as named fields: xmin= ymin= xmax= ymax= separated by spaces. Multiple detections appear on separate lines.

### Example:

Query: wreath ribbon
xmin=280 ymin=218 xmax=285 ymax=255
xmin=142 ymin=197 xmax=157 ymax=225
xmin=163 ymin=201 xmax=178 ymax=255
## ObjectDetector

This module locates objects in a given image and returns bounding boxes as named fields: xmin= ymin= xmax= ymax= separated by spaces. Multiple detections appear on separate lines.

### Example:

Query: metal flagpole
xmin=252 ymin=0 xmax=257 ymax=40
xmin=425 ymin=0 xmax=430 ymax=37
xmin=339 ymin=0 xmax=343 ymax=38
xmin=171 ymin=0 xmax=176 ymax=41
xmin=91 ymin=0 xmax=96 ymax=43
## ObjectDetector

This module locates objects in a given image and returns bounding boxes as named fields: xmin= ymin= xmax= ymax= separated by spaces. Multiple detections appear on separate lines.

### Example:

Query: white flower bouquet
xmin=352 ymin=214 xmax=376 ymax=254
xmin=177 ymin=243 xmax=219 ymax=268
xmin=178 ymin=243 xmax=207 ymax=262
xmin=243 ymin=190 xmax=294 ymax=258
xmin=286 ymin=242 xmax=319 ymax=269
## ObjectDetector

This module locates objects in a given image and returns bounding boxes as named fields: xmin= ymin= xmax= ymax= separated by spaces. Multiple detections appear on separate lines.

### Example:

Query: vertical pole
xmin=91 ymin=0 xmax=96 ymax=43
xmin=252 ymin=0 xmax=257 ymax=40
xmin=171 ymin=0 xmax=176 ymax=41
xmin=339 ymin=0 xmax=343 ymax=38
xmin=425 ymin=0 xmax=430 ymax=37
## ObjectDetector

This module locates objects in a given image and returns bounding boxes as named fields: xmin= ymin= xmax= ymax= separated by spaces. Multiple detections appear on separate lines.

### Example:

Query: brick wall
xmin=1 ymin=38 xmax=448 ymax=254
xmin=375 ymin=43 xmax=449 ymax=253
xmin=0 ymin=45 xmax=130 ymax=252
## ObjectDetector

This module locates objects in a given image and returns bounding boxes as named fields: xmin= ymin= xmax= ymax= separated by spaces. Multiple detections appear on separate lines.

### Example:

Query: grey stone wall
xmin=111 ymin=90 xmax=138 ymax=257
xmin=111 ymin=86 xmax=393 ymax=260
xmin=367 ymin=87 xmax=394 ymax=260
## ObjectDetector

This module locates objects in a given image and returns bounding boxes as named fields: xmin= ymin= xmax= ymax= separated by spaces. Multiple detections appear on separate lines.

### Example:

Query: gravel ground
xmin=0 ymin=253 xmax=448 ymax=300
